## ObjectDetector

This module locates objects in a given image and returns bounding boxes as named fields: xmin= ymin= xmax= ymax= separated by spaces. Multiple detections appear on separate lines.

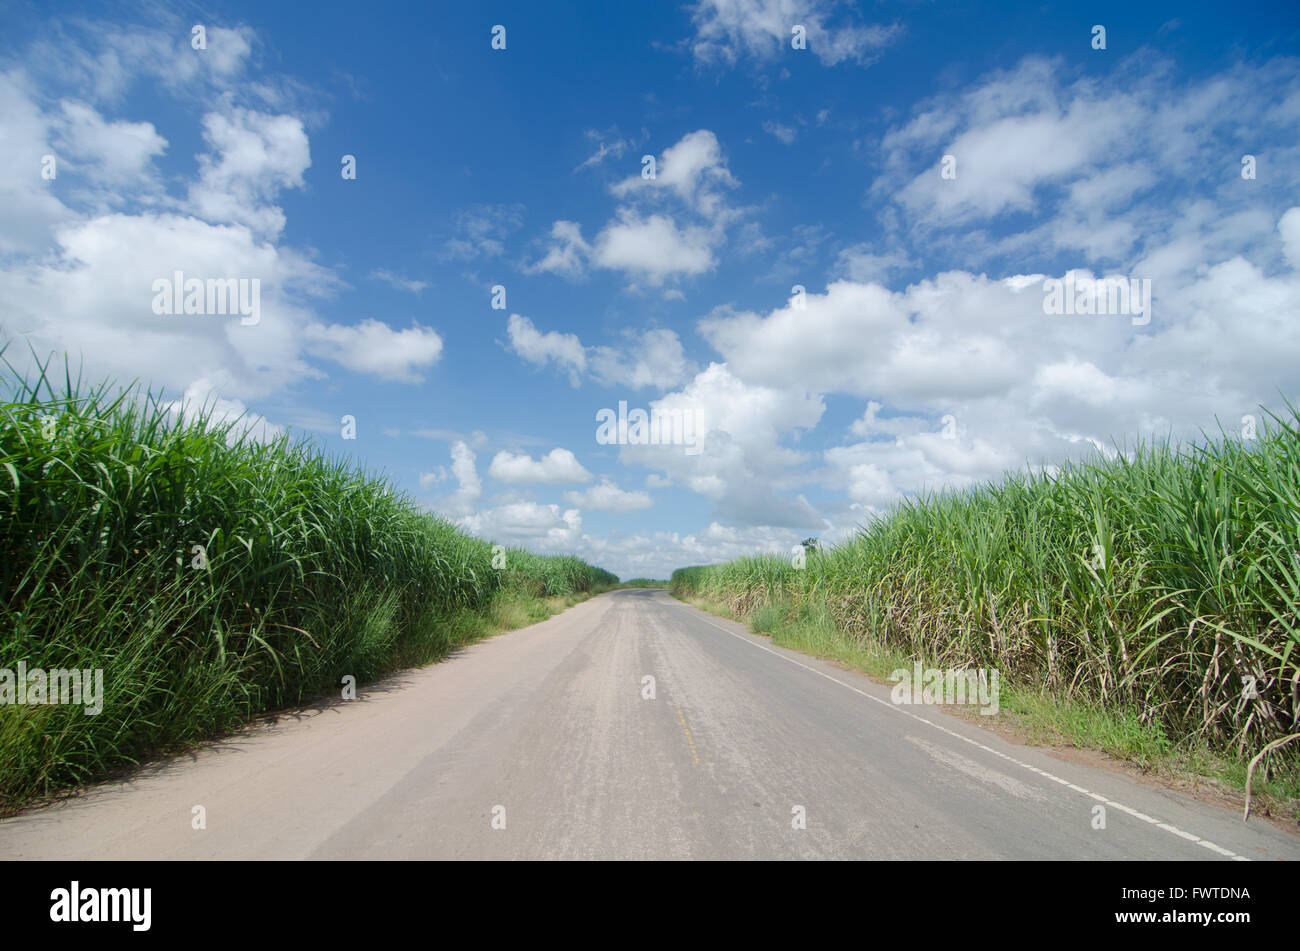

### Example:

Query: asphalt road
xmin=2 ymin=589 xmax=1297 ymax=860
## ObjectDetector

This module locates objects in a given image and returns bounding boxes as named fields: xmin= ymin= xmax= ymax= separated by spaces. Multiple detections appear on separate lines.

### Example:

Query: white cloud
xmin=564 ymin=479 xmax=653 ymax=512
xmin=187 ymin=108 xmax=311 ymax=238
xmin=458 ymin=502 xmax=583 ymax=549
xmin=834 ymin=244 xmax=912 ymax=283
xmin=0 ymin=66 xmax=424 ymax=407
xmin=536 ymin=130 xmax=739 ymax=288
xmin=762 ymin=119 xmax=797 ymax=144
xmin=162 ymin=379 xmax=282 ymax=445
xmin=590 ymin=327 xmax=694 ymax=388
xmin=302 ymin=319 xmax=444 ymax=383
xmin=530 ymin=211 xmax=720 ymax=287
xmin=825 ymin=425 xmax=1021 ymax=511
xmin=618 ymin=362 xmax=826 ymax=528
xmin=418 ymin=467 xmax=448 ymax=490
xmin=0 ymin=13 xmax=466 ymax=504
xmin=688 ymin=0 xmax=901 ymax=68
xmin=198 ymin=26 xmax=256 ymax=79
xmin=872 ymin=55 xmax=1300 ymax=269
xmin=53 ymin=100 xmax=167 ymax=189
xmin=0 ymin=70 xmax=76 ymax=255
xmin=504 ymin=316 xmax=692 ymax=390
xmin=574 ymin=520 xmax=823 ymax=581
xmin=413 ymin=428 xmax=490 ymax=448
xmin=611 ymin=129 xmax=737 ymax=220
xmin=369 ymin=269 xmax=429 ymax=294
xmin=24 ymin=22 xmax=256 ymax=105
xmin=575 ymin=126 xmax=640 ymax=171
xmin=434 ymin=440 xmax=483 ymax=518
xmin=1279 ymin=207 xmax=1300 ymax=269
xmin=0 ymin=209 xmax=338 ymax=400
xmin=525 ymin=220 xmax=590 ymax=278
xmin=488 ymin=448 xmax=593 ymax=484
xmin=694 ymin=206 xmax=1300 ymax=517
xmin=592 ymin=210 xmax=717 ymax=285
xmin=442 ymin=203 xmax=524 ymax=260
xmin=506 ymin=313 xmax=587 ymax=385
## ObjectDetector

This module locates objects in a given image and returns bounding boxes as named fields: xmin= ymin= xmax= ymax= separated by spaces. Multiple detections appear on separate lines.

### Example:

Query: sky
xmin=1 ymin=0 xmax=1299 ymax=580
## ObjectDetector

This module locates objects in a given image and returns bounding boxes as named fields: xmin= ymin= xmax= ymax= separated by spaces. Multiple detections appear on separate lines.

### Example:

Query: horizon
xmin=3 ymin=0 xmax=1298 ymax=579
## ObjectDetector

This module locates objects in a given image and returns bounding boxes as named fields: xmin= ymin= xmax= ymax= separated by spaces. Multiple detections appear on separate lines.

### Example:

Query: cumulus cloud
xmin=591 ymin=210 xmax=717 ymax=285
xmin=53 ymin=99 xmax=168 ymax=189
xmin=590 ymin=328 xmax=694 ymax=388
xmin=457 ymin=502 xmax=583 ymax=550
xmin=564 ymin=479 xmax=653 ymax=513
xmin=695 ymin=211 xmax=1300 ymax=511
xmin=686 ymin=53 xmax=1284 ymax=518
xmin=0 ymin=38 xmax=451 ymax=418
xmin=418 ymin=467 xmax=448 ymax=490
xmin=610 ymin=129 xmax=737 ymax=220
xmin=1 ymin=209 xmax=333 ymax=400
xmin=506 ymin=316 xmax=692 ymax=390
xmin=871 ymin=55 xmax=1300 ymax=269
xmin=534 ymin=130 xmax=740 ymax=288
xmin=574 ymin=520 xmax=825 ymax=581
xmin=506 ymin=313 xmax=587 ymax=385
xmin=530 ymin=212 xmax=719 ymax=287
xmin=302 ymin=319 xmax=444 ymax=383
xmin=162 ymin=379 xmax=283 ymax=445
xmin=434 ymin=440 xmax=483 ymax=518
xmin=187 ymin=107 xmax=311 ymax=238
xmin=525 ymin=220 xmax=590 ymax=278
xmin=618 ymin=363 xmax=826 ymax=528
xmin=488 ymin=448 xmax=593 ymax=484
xmin=834 ymin=244 xmax=913 ymax=283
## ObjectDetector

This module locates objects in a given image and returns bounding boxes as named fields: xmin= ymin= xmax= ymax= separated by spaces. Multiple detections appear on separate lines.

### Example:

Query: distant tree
xmin=800 ymin=537 xmax=820 ymax=553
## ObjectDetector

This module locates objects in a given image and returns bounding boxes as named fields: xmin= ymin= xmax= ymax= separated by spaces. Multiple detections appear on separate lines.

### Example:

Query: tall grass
xmin=0 ymin=351 xmax=616 ymax=811
xmin=673 ymin=410 xmax=1300 ymax=774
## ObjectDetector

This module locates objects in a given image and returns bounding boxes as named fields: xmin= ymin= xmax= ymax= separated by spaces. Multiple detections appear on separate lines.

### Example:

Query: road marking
xmin=672 ymin=602 xmax=1248 ymax=861
xmin=676 ymin=705 xmax=701 ymax=765
xmin=907 ymin=734 xmax=1046 ymax=801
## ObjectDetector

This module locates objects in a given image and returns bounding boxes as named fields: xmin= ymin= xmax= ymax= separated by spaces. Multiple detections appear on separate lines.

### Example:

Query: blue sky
xmin=2 ymin=0 xmax=1299 ymax=578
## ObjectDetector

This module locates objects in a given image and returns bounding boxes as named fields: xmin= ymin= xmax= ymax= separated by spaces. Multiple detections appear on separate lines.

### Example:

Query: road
xmin=1 ymin=589 xmax=1297 ymax=860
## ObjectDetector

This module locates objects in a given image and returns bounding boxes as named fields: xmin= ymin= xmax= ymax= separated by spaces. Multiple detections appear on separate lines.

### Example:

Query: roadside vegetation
xmin=673 ymin=408 xmax=1300 ymax=818
xmin=618 ymin=578 xmax=670 ymax=588
xmin=0 ymin=351 xmax=617 ymax=813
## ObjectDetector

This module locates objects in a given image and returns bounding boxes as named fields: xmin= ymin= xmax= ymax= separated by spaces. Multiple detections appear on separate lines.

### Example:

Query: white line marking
xmin=671 ymin=602 xmax=1247 ymax=861
xmin=907 ymin=734 xmax=1046 ymax=801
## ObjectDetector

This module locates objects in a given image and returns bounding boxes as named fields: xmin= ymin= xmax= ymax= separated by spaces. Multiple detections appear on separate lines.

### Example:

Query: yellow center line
xmin=676 ymin=705 xmax=700 ymax=765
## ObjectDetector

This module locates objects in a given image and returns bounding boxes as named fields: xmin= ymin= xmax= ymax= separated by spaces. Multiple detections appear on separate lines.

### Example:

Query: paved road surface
xmin=2 ymin=590 xmax=1297 ymax=860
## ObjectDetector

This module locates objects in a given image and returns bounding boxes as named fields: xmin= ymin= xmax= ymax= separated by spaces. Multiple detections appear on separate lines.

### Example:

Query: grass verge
xmin=0 ymin=349 xmax=617 ymax=814
xmin=672 ymin=389 xmax=1300 ymax=830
